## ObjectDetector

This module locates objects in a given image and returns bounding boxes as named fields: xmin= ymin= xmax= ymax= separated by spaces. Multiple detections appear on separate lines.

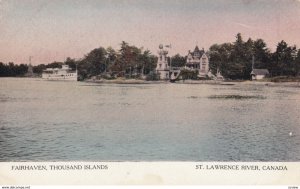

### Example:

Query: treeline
xmin=0 ymin=61 xmax=69 ymax=77
xmin=76 ymin=41 xmax=157 ymax=79
xmin=0 ymin=62 xmax=28 ymax=77
xmin=208 ymin=33 xmax=300 ymax=80
xmin=1 ymin=35 xmax=300 ymax=80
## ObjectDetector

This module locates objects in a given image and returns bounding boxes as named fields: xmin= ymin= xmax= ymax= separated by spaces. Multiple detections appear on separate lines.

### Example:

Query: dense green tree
xmin=253 ymin=39 xmax=271 ymax=69
xmin=139 ymin=50 xmax=157 ymax=75
xmin=271 ymin=40 xmax=298 ymax=76
xmin=209 ymin=43 xmax=233 ymax=78
xmin=230 ymin=33 xmax=251 ymax=79
xmin=64 ymin=57 xmax=77 ymax=70
xmin=0 ymin=62 xmax=28 ymax=77
xmin=171 ymin=54 xmax=186 ymax=67
xmin=79 ymin=47 xmax=107 ymax=78
xmin=106 ymin=46 xmax=117 ymax=72
xmin=293 ymin=49 xmax=300 ymax=76
xmin=33 ymin=64 xmax=46 ymax=75
xmin=209 ymin=34 xmax=273 ymax=79
xmin=209 ymin=36 xmax=247 ymax=80
xmin=144 ymin=52 xmax=157 ymax=75
xmin=118 ymin=41 xmax=130 ymax=73
xmin=118 ymin=41 xmax=142 ymax=76
xmin=113 ymin=41 xmax=157 ymax=77
xmin=46 ymin=61 xmax=63 ymax=68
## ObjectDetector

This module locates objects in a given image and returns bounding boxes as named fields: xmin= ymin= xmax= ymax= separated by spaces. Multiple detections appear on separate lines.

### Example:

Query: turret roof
xmin=194 ymin=46 xmax=200 ymax=52
xmin=191 ymin=46 xmax=205 ymax=57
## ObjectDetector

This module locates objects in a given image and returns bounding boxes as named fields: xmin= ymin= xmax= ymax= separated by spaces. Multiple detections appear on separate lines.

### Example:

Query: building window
xmin=159 ymin=64 xmax=162 ymax=68
xmin=160 ymin=56 xmax=162 ymax=61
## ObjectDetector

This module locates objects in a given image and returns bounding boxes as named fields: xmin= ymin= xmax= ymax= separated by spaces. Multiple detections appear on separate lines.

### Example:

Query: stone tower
xmin=156 ymin=44 xmax=169 ymax=80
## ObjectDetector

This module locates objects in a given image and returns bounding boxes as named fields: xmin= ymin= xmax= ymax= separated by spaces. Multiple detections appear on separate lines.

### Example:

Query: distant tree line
xmin=0 ymin=62 xmax=28 ymax=77
xmin=1 ymin=36 xmax=300 ymax=80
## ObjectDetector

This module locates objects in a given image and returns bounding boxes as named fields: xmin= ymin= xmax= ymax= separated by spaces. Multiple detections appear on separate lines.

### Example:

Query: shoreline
xmin=84 ymin=78 xmax=167 ymax=84
xmin=84 ymin=78 xmax=300 ymax=87
xmin=84 ymin=78 xmax=230 ymax=85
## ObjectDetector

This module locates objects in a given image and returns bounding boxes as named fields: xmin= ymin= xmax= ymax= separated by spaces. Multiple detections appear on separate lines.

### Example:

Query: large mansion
xmin=185 ymin=46 xmax=210 ymax=77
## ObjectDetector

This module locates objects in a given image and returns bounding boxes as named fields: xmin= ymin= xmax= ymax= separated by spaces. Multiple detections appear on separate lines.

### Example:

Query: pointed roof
xmin=191 ymin=46 xmax=205 ymax=57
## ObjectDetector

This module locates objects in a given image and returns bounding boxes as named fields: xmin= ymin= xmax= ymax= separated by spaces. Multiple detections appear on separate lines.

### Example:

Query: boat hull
xmin=42 ymin=74 xmax=77 ymax=81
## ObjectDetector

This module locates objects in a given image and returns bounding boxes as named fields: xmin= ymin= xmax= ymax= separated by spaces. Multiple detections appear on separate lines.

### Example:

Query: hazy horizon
xmin=1 ymin=0 xmax=300 ymax=65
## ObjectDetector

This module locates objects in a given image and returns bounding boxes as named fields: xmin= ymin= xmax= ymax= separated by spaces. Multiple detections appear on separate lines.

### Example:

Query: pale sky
xmin=1 ymin=0 xmax=300 ymax=64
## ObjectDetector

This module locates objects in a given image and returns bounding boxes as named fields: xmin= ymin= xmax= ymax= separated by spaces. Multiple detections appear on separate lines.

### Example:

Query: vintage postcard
xmin=0 ymin=0 xmax=300 ymax=186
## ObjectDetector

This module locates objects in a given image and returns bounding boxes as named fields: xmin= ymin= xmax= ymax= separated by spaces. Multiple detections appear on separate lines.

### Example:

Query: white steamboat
xmin=42 ymin=65 xmax=77 ymax=81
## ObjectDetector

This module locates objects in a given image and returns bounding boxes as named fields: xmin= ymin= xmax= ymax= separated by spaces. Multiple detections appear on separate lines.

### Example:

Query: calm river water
xmin=0 ymin=78 xmax=300 ymax=161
